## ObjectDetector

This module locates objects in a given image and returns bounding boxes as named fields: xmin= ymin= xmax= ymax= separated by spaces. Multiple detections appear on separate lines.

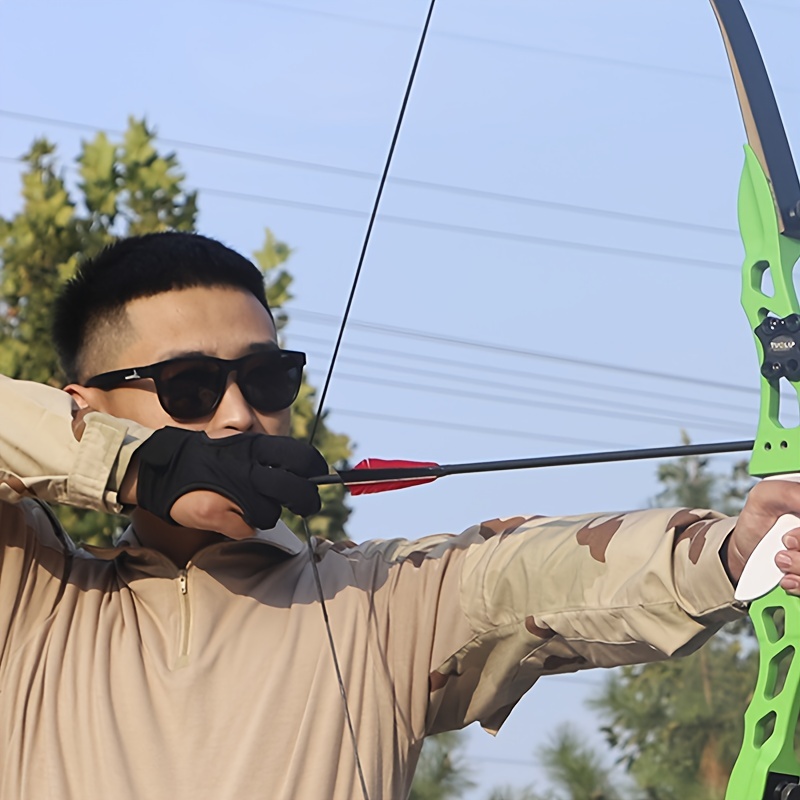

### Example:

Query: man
xmin=1 ymin=231 xmax=799 ymax=800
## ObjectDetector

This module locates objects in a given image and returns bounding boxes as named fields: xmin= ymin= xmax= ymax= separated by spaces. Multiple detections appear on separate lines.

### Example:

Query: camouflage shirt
xmin=0 ymin=376 xmax=743 ymax=800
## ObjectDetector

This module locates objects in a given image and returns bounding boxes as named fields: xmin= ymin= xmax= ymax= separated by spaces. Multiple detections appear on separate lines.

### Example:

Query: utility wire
xmin=231 ymin=0 xmax=799 ymax=90
xmin=291 ymin=333 xmax=756 ymax=418
xmin=302 ymin=349 xmax=752 ymax=432
xmin=291 ymin=309 xmax=760 ymax=396
xmin=197 ymin=186 xmax=739 ymax=272
xmin=328 ymin=408 xmax=627 ymax=450
xmin=754 ymin=1 xmax=799 ymax=11
xmin=0 ymin=111 xmax=738 ymax=237
xmin=308 ymin=369 xmax=749 ymax=436
xmin=0 ymin=147 xmax=741 ymax=272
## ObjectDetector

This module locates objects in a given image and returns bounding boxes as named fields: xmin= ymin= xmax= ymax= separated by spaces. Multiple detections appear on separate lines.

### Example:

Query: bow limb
xmin=708 ymin=2 xmax=800 ymax=798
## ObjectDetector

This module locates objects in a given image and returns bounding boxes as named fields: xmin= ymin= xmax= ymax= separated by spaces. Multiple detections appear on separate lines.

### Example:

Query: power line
xmin=292 ymin=309 xmax=760 ymax=396
xmin=328 ymin=408 xmax=626 ymax=450
xmin=0 ymin=110 xmax=739 ymax=237
xmin=0 ymin=149 xmax=739 ymax=272
xmin=310 ymin=369 xmax=748 ymax=435
xmin=232 ymin=0 xmax=799 ymax=91
xmin=0 ymin=110 xmax=375 ymax=177
xmin=369 ymin=215 xmax=735 ymax=272
xmin=754 ymin=1 xmax=800 ymax=11
xmin=302 ymin=347 xmax=751 ymax=432
xmin=291 ymin=333 xmax=756 ymax=417
xmin=199 ymin=186 xmax=738 ymax=271
xmin=387 ymin=178 xmax=736 ymax=238
xmin=201 ymin=185 xmax=737 ymax=270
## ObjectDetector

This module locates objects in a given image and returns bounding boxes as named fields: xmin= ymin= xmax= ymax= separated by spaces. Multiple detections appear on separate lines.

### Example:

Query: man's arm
xmin=347 ymin=507 xmax=743 ymax=742
xmin=0 ymin=376 xmax=326 ymax=537
xmin=0 ymin=375 xmax=149 ymax=512
xmin=0 ymin=375 xmax=149 ymax=663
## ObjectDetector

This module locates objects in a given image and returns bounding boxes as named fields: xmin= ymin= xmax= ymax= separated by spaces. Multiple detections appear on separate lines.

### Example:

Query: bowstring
xmin=299 ymin=3 xmax=439 ymax=799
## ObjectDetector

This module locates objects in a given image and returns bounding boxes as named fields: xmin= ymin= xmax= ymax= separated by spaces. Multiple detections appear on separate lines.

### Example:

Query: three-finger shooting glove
xmin=135 ymin=427 xmax=328 ymax=529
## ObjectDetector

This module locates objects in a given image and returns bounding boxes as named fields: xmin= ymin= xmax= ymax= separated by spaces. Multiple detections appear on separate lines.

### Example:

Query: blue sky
xmin=1 ymin=0 xmax=798 ymax=795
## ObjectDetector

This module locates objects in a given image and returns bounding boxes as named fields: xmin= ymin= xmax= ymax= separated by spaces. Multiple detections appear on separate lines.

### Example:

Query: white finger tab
xmin=735 ymin=513 xmax=800 ymax=602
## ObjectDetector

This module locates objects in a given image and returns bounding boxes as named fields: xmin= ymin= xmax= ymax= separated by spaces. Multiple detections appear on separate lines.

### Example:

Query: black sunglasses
xmin=85 ymin=349 xmax=306 ymax=421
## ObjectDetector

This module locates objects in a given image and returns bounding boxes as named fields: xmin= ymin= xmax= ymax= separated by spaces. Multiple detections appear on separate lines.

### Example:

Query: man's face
xmin=68 ymin=286 xmax=291 ymax=437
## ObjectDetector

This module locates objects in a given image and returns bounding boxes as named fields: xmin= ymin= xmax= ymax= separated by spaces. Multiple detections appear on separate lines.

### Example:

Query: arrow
xmin=313 ymin=440 xmax=754 ymax=495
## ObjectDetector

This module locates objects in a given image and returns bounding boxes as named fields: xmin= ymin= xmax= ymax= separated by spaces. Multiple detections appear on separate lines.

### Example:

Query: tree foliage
xmin=487 ymin=725 xmax=625 ymax=800
xmin=591 ymin=635 xmax=756 ymax=800
xmin=409 ymin=731 xmax=475 ymax=800
xmin=535 ymin=725 xmax=623 ymax=800
xmin=652 ymin=432 xmax=752 ymax=517
xmin=0 ymin=119 xmax=352 ymax=544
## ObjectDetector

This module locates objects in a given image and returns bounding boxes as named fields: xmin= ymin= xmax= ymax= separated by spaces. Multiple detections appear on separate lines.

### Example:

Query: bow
xmin=705 ymin=1 xmax=800 ymax=798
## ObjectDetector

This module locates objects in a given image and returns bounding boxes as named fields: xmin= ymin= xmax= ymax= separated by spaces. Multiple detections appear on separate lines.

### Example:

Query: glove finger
xmin=250 ymin=436 xmax=328 ymax=478
xmin=237 ymin=493 xmax=283 ymax=530
xmin=252 ymin=465 xmax=322 ymax=518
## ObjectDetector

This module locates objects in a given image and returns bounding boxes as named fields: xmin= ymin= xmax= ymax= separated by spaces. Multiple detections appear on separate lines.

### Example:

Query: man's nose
xmin=210 ymin=374 xmax=257 ymax=433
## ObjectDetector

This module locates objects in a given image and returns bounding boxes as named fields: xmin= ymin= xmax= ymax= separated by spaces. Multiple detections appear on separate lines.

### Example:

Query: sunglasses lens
xmin=158 ymin=359 xmax=226 ymax=420
xmin=239 ymin=352 xmax=304 ymax=412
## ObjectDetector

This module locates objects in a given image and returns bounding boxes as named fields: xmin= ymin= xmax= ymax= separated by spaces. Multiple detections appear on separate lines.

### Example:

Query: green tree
xmin=409 ymin=731 xmax=475 ymax=800
xmin=589 ymin=441 xmax=756 ymax=800
xmin=652 ymin=432 xmax=752 ymax=516
xmin=592 ymin=636 xmax=755 ymax=800
xmin=535 ymin=725 xmax=623 ymax=800
xmin=0 ymin=119 xmax=352 ymax=544
xmin=487 ymin=725 xmax=625 ymax=800
xmin=488 ymin=789 xmax=540 ymax=800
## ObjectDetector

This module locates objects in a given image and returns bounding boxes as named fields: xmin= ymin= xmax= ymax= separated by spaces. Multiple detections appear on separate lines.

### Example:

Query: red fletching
xmin=347 ymin=458 xmax=439 ymax=496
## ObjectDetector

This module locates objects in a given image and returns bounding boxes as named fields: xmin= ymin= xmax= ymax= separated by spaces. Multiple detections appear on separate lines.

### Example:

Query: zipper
xmin=176 ymin=567 xmax=191 ymax=665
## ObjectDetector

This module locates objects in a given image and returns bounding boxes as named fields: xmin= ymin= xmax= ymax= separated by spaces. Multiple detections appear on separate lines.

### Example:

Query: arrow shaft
xmin=315 ymin=439 xmax=755 ymax=486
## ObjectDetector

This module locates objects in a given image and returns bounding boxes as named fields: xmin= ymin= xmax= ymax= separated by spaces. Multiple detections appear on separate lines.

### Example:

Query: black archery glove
xmin=135 ymin=427 xmax=328 ymax=530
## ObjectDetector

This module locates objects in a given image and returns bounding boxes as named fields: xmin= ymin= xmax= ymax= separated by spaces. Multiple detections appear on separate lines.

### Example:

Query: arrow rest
xmin=756 ymin=315 xmax=800 ymax=383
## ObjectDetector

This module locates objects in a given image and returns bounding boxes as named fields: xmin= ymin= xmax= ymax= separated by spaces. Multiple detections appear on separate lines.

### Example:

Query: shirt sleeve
xmin=343 ymin=507 xmax=744 ymax=739
xmin=0 ymin=376 xmax=153 ymax=666
xmin=0 ymin=375 xmax=151 ymax=513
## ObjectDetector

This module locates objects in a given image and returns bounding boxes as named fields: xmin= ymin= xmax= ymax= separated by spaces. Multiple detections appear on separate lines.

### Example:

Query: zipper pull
xmin=178 ymin=571 xmax=188 ymax=595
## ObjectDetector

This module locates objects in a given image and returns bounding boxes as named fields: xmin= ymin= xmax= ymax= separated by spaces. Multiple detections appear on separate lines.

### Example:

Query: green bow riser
xmin=725 ymin=148 xmax=800 ymax=799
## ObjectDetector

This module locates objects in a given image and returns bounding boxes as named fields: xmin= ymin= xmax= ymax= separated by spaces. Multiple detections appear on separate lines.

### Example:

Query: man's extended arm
xmin=333 ymin=507 xmax=744 ymax=742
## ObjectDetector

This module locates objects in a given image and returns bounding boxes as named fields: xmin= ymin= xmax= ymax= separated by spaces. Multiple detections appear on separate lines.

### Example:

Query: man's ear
xmin=64 ymin=384 xmax=115 ymax=441
xmin=63 ymin=383 xmax=106 ymax=412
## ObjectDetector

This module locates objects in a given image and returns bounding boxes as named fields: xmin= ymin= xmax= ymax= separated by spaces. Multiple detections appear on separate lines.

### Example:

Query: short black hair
xmin=53 ymin=231 xmax=271 ymax=382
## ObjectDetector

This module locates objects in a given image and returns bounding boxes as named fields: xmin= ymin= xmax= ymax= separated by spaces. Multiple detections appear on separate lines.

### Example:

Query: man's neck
xmin=130 ymin=509 xmax=226 ymax=568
